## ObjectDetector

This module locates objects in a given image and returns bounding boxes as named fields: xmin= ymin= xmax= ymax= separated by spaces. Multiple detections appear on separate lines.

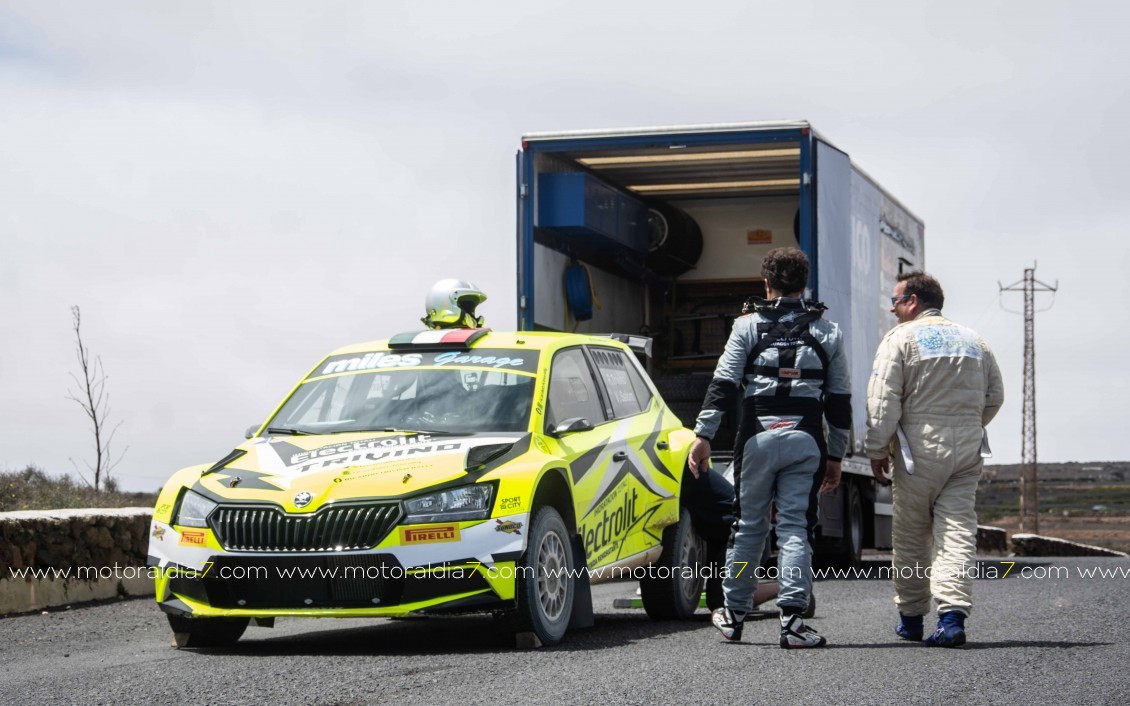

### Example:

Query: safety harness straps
xmin=744 ymin=309 xmax=828 ymax=389
xmin=751 ymin=365 xmax=826 ymax=380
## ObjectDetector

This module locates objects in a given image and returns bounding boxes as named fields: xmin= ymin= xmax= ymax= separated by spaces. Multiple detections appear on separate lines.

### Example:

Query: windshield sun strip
xmin=303 ymin=365 xmax=539 ymax=384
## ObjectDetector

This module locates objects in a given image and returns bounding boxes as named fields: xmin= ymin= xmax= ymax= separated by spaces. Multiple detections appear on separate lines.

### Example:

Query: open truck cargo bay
xmin=517 ymin=121 xmax=927 ymax=560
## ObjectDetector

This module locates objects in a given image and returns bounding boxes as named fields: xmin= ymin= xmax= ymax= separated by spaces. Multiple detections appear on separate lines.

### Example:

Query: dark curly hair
xmin=761 ymin=247 xmax=809 ymax=295
xmin=897 ymin=271 xmax=945 ymax=309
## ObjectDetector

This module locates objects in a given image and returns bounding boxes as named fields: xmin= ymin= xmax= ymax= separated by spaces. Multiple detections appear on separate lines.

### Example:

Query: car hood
xmin=189 ymin=431 xmax=527 ymax=510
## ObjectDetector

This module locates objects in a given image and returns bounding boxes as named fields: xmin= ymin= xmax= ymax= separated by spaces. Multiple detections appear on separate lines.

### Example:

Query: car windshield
xmin=267 ymin=366 xmax=535 ymax=435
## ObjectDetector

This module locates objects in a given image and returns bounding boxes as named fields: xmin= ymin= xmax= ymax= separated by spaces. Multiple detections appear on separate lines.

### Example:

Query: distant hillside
xmin=984 ymin=461 xmax=1129 ymax=482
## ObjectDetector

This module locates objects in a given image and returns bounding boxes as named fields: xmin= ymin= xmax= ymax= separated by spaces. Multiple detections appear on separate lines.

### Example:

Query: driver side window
xmin=546 ymin=348 xmax=605 ymax=432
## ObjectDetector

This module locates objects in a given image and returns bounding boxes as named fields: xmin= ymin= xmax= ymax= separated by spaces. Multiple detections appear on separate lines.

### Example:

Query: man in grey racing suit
xmin=688 ymin=247 xmax=851 ymax=648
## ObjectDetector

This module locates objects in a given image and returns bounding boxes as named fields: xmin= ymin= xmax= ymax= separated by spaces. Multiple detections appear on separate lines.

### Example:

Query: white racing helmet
xmin=422 ymin=278 xmax=487 ymax=329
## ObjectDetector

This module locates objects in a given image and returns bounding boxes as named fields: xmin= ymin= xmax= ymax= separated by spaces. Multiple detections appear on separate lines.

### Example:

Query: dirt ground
xmin=976 ymin=462 xmax=1130 ymax=554
xmin=986 ymin=514 xmax=1130 ymax=554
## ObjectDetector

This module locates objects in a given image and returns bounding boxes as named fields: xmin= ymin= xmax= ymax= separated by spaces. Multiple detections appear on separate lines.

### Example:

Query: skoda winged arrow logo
xmin=293 ymin=491 xmax=313 ymax=508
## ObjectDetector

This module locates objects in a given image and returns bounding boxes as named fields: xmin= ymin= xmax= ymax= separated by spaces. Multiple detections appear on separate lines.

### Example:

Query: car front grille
xmin=210 ymin=503 xmax=402 ymax=552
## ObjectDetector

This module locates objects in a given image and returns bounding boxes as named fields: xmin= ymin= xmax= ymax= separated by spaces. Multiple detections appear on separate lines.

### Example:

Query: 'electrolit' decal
xmin=249 ymin=435 xmax=521 ymax=476
xmin=287 ymin=435 xmax=434 ymax=466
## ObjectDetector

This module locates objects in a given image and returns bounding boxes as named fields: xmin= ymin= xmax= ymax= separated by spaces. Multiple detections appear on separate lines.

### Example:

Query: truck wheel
xmin=641 ymin=509 xmax=705 ymax=619
xmin=514 ymin=506 xmax=575 ymax=646
xmin=828 ymin=481 xmax=864 ymax=570
xmin=167 ymin=614 xmax=249 ymax=648
xmin=645 ymin=202 xmax=703 ymax=276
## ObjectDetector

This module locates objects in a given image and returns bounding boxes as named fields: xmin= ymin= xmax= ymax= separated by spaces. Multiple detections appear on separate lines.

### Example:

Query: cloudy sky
xmin=2 ymin=1 xmax=1127 ymax=491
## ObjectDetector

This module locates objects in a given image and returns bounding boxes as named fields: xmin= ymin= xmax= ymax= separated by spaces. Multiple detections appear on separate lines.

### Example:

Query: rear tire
xmin=827 ymin=481 xmax=864 ymax=570
xmin=641 ymin=509 xmax=705 ymax=620
xmin=167 ymin=614 xmax=249 ymax=648
xmin=703 ymin=540 xmax=726 ymax=611
xmin=802 ymin=590 xmax=816 ymax=619
xmin=514 ymin=506 xmax=575 ymax=646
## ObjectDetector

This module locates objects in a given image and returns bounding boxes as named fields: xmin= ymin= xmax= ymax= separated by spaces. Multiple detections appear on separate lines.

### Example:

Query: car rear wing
xmin=600 ymin=333 xmax=653 ymax=358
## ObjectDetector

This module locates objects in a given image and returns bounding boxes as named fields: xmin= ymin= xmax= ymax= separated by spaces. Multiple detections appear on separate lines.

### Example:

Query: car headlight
xmin=174 ymin=489 xmax=218 ymax=528
xmin=404 ymin=484 xmax=494 ymax=523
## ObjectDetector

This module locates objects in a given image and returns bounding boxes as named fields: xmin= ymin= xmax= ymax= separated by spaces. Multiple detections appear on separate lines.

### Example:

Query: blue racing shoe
xmin=896 ymin=613 xmax=924 ymax=641
xmin=924 ymin=611 xmax=967 ymax=648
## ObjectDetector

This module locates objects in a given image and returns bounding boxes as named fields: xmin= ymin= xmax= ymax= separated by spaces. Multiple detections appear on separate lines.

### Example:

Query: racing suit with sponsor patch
xmin=694 ymin=298 xmax=851 ymax=614
xmin=864 ymin=308 xmax=1004 ymax=617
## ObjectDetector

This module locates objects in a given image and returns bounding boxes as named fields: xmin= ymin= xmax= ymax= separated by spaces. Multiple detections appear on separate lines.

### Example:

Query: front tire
xmin=641 ymin=508 xmax=705 ymax=619
xmin=514 ymin=506 xmax=575 ymax=646
xmin=167 ymin=614 xmax=249 ymax=648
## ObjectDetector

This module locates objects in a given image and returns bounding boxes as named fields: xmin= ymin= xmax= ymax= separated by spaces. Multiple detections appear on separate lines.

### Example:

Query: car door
xmin=543 ymin=346 xmax=629 ymax=569
xmin=583 ymin=346 xmax=681 ymax=564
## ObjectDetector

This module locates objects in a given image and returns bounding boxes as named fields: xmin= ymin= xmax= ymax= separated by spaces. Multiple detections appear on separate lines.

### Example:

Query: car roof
xmin=326 ymin=330 xmax=631 ymax=357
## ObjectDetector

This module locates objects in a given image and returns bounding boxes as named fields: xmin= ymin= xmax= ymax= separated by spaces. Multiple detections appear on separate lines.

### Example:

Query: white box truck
xmin=516 ymin=121 xmax=925 ymax=565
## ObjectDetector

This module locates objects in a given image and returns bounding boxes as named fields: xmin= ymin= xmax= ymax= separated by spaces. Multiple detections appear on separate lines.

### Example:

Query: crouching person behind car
xmin=680 ymin=462 xmax=737 ymax=610
xmin=688 ymin=247 xmax=851 ymax=648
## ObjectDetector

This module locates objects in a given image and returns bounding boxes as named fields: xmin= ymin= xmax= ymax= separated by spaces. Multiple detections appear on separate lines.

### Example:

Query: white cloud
xmin=2 ymin=0 xmax=1129 ymax=488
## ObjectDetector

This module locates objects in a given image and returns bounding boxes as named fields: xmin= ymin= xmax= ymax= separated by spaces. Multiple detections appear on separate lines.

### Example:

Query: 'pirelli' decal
xmin=400 ymin=524 xmax=461 ymax=545
xmin=179 ymin=530 xmax=207 ymax=547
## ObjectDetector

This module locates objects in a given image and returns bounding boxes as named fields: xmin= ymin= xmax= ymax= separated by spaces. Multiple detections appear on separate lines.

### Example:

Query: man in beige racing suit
xmin=865 ymin=271 xmax=1003 ymax=648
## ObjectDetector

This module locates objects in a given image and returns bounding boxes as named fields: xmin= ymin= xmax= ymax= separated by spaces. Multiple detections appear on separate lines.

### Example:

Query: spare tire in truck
xmin=645 ymin=201 xmax=703 ymax=276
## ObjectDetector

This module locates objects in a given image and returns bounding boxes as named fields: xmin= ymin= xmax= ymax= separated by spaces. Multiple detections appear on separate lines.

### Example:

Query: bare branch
xmin=68 ymin=457 xmax=95 ymax=488
xmin=66 ymin=305 xmax=126 ymax=491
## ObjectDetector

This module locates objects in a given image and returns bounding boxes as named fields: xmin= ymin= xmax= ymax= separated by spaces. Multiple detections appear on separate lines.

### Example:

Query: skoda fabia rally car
xmin=148 ymin=328 xmax=703 ymax=646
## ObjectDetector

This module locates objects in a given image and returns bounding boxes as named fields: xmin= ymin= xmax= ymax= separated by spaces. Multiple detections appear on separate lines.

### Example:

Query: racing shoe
xmin=924 ymin=611 xmax=967 ymax=648
xmin=780 ymin=613 xmax=827 ymax=649
xmin=711 ymin=607 xmax=745 ymax=642
xmin=896 ymin=613 xmax=924 ymax=641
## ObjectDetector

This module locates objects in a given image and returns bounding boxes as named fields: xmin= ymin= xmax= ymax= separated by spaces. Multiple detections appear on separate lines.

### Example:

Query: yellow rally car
xmin=148 ymin=329 xmax=702 ymax=646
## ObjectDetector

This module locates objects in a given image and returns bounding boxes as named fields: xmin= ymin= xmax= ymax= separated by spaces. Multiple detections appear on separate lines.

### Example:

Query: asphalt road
xmin=1 ymin=557 xmax=1127 ymax=705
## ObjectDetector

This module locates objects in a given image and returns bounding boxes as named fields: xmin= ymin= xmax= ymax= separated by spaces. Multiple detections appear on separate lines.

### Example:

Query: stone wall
xmin=0 ymin=508 xmax=154 ymax=615
xmin=1010 ymin=533 xmax=1129 ymax=558
xmin=976 ymin=525 xmax=1009 ymax=554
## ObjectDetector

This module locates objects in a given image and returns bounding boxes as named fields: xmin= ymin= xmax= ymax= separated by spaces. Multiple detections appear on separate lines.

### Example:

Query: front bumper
xmin=148 ymin=512 xmax=529 ymax=618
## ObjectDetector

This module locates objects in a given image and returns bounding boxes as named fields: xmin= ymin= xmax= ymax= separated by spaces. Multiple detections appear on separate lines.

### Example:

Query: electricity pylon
xmin=1000 ymin=265 xmax=1058 ymax=534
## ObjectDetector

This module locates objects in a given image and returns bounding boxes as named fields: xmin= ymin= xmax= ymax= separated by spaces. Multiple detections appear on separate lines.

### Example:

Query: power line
xmin=999 ymin=264 xmax=1058 ymax=534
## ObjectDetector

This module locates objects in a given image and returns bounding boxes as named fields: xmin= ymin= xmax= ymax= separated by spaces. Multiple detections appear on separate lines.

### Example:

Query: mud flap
xmin=568 ymin=535 xmax=594 ymax=629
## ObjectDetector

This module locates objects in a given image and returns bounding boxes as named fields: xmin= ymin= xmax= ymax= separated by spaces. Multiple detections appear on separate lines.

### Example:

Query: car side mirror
xmin=245 ymin=425 xmax=260 ymax=439
xmin=549 ymin=417 xmax=593 ymax=437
